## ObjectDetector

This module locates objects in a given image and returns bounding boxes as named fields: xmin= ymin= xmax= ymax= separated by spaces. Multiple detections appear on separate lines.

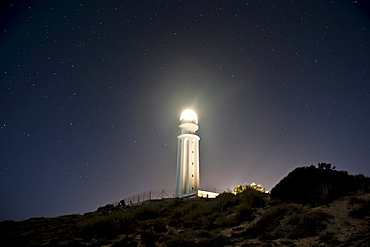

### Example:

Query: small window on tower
xmin=192 ymin=174 xmax=194 ymax=177
xmin=192 ymin=162 xmax=194 ymax=165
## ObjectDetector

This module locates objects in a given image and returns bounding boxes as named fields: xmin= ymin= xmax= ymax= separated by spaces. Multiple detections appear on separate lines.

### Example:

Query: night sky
xmin=1 ymin=0 xmax=369 ymax=221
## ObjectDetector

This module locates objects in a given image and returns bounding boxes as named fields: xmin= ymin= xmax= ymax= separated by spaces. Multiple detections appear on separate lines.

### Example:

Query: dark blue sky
xmin=1 ymin=0 xmax=369 ymax=221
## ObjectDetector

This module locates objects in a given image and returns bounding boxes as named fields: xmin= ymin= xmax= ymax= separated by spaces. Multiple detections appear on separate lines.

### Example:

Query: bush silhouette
xmin=271 ymin=163 xmax=356 ymax=205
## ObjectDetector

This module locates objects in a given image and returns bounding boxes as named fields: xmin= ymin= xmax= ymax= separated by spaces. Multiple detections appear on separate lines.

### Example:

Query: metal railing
xmin=120 ymin=187 xmax=224 ymax=206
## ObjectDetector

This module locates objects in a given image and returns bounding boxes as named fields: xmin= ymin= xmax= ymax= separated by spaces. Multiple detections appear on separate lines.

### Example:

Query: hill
xmin=1 ymin=165 xmax=370 ymax=246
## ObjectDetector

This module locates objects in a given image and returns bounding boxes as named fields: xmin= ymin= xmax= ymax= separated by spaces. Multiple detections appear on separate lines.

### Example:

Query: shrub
xmin=187 ymin=202 xmax=212 ymax=219
xmin=211 ymin=193 xmax=238 ymax=212
xmin=319 ymin=231 xmax=340 ymax=245
xmin=240 ymin=204 xmax=295 ymax=239
xmin=349 ymin=196 xmax=366 ymax=204
xmin=97 ymin=204 xmax=116 ymax=213
xmin=237 ymin=187 xmax=267 ymax=208
xmin=212 ymin=214 xmax=236 ymax=228
xmin=349 ymin=200 xmax=370 ymax=219
xmin=112 ymin=236 xmax=138 ymax=247
xmin=161 ymin=231 xmax=230 ymax=247
xmin=140 ymin=231 xmax=159 ymax=246
xmin=183 ymin=221 xmax=195 ymax=228
xmin=234 ymin=204 xmax=254 ymax=222
xmin=170 ymin=201 xmax=197 ymax=219
xmin=161 ymin=232 xmax=199 ymax=247
xmin=133 ymin=204 xmax=161 ymax=221
xmin=239 ymin=203 xmax=314 ymax=239
xmin=200 ymin=234 xmax=231 ymax=247
xmin=197 ymin=230 xmax=213 ymax=238
xmin=352 ymin=174 xmax=370 ymax=192
xmin=271 ymin=164 xmax=356 ymax=205
xmin=153 ymin=224 xmax=167 ymax=233
xmin=168 ymin=219 xmax=183 ymax=227
xmin=77 ymin=211 xmax=137 ymax=240
xmin=170 ymin=200 xmax=214 ymax=224
xmin=287 ymin=210 xmax=331 ymax=239
xmin=250 ymin=183 xmax=266 ymax=193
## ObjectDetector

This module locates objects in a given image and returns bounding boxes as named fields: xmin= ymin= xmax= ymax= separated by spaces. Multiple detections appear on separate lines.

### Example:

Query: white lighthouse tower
xmin=175 ymin=110 xmax=200 ymax=197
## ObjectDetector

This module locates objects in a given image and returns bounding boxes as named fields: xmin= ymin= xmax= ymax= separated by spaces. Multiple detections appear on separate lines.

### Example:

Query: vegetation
xmin=234 ymin=203 xmax=331 ymax=240
xmin=232 ymin=182 xmax=266 ymax=194
xmin=1 ymin=163 xmax=369 ymax=246
xmin=271 ymin=163 xmax=370 ymax=205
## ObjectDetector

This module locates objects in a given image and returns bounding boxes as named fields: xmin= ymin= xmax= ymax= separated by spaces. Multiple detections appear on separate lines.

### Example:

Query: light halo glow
xmin=180 ymin=109 xmax=198 ymax=123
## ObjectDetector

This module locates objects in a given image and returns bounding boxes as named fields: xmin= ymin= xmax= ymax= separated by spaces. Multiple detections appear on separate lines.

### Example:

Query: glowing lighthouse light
xmin=180 ymin=109 xmax=198 ymax=124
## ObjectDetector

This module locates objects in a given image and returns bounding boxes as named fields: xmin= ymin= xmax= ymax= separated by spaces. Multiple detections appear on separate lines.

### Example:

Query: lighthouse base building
xmin=175 ymin=110 xmax=219 ymax=199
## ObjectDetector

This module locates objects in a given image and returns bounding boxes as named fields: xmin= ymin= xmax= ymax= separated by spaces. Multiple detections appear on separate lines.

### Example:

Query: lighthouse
xmin=175 ymin=110 xmax=200 ymax=197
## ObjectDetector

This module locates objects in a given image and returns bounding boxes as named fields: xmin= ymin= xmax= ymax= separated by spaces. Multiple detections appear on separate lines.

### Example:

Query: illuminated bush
xmin=250 ymin=183 xmax=266 ymax=193
xmin=233 ymin=183 xmax=266 ymax=194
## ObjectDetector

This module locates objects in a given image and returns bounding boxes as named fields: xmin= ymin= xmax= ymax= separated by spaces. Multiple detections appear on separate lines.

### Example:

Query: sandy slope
xmin=220 ymin=193 xmax=370 ymax=247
